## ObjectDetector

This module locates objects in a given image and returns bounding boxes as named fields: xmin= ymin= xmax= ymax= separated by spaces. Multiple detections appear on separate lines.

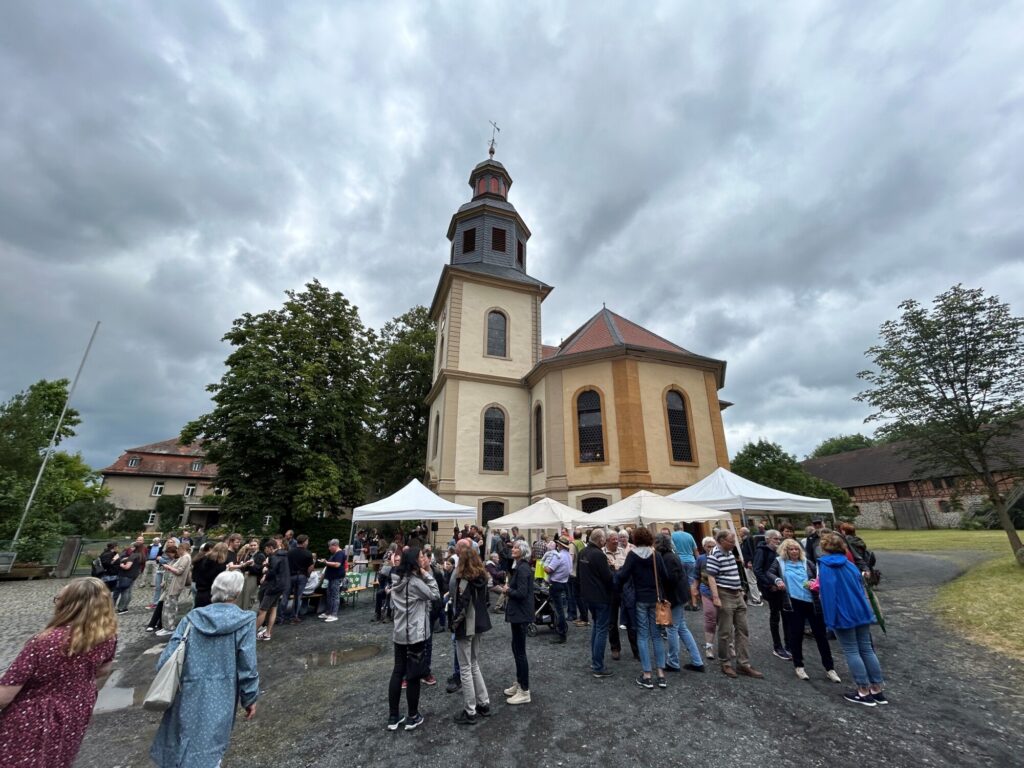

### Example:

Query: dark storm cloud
xmin=1 ymin=1 xmax=1022 ymax=471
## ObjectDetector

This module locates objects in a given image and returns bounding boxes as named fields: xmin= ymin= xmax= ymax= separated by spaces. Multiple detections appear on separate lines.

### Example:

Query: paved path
xmin=5 ymin=553 xmax=1022 ymax=767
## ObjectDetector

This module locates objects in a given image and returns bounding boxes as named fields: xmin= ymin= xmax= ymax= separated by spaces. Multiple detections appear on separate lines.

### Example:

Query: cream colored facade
xmin=425 ymin=156 xmax=731 ymax=527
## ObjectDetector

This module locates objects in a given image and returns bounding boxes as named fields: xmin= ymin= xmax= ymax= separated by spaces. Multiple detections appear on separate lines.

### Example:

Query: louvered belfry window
xmin=577 ymin=389 xmax=604 ymax=463
xmin=463 ymin=227 xmax=476 ymax=253
xmin=492 ymin=227 xmax=507 ymax=253
xmin=483 ymin=407 xmax=505 ymax=471
xmin=486 ymin=311 xmax=507 ymax=356
xmin=667 ymin=390 xmax=693 ymax=462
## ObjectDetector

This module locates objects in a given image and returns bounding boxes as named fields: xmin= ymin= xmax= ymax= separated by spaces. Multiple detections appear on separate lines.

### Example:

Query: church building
xmin=424 ymin=151 xmax=732 ymax=525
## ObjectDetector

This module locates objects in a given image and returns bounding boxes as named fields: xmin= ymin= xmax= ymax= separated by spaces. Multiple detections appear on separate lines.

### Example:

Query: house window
xmin=462 ymin=227 xmax=476 ymax=254
xmin=666 ymin=390 xmax=694 ymax=463
xmin=492 ymin=227 xmax=507 ymax=253
xmin=482 ymin=500 xmax=505 ymax=526
xmin=486 ymin=311 xmax=507 ymax=357
xmin=191 ymin=460 xmax=203 ymax=472
xmin=534 ymin=404 xmax=543 ymax=471
xmin=577 ymin=389 xmax=605 ymax=463
xmin=151 ymin=481 xmax=164 ymax=497
xmin=432 ymin=413 xmax=441 ymax=459
xmin=581 ymin=497 xmax=609 ymax=513
xmin=184 ymin=483 xmax=197 ymax=497
xmin=482 ymin=406 xmax=506 ymax=472
xmin=146 ymin=511 xmax=156 ymax=526
xmin=127 ymin=456 xmax=141 ymax=468
xmin=516 ymin=240 xmax=524 ymax=268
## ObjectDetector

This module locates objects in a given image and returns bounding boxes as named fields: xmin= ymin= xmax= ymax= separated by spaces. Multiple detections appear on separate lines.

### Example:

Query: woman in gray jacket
xmin=388 ymin=547 xmax=440 ymax=731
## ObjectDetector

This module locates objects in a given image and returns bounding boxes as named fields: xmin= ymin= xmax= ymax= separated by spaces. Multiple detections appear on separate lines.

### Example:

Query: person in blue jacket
xmin=817 ymin=533 xmax=887 ymax=707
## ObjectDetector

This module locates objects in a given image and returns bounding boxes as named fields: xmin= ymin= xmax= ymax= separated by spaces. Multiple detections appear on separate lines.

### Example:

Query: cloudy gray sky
xmin=2 ymin=1 xmax=1023 ymax=473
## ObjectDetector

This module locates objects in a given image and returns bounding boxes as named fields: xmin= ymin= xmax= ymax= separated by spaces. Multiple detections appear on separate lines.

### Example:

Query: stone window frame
xmin=480 ymin=498 xmax=506 ymax=527
xmin=483 ymin=307 xmax=511 ymax=359
xmin=662 ymin=385 xmax=699 ymax=467
xmin=579 ymin=493 xmax=613 ymax=513
xmin=572 ymin=385 xmax=610 ymax=467
xmin=479 ymin=403 xmax=510 ymax=475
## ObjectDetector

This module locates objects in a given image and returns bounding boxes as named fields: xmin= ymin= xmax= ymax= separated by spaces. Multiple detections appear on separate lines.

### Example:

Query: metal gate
xmin=891 ymin=499 xmax=930 ymax=530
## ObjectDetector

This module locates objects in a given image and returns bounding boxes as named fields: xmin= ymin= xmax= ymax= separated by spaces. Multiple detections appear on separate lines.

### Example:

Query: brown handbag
xmin=652 ymin=553 xmax=673 ymax=627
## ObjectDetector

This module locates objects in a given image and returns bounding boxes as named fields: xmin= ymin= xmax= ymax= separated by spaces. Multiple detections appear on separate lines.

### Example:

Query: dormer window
xmin=191 ymin=460 xmax=204 ymax=472
xmin=492 ymin=227 xmax=507 ymax=253
xmin=127 ymin=456 xmax=141 ymax=468
xmin=463 ymin=227 xmax=477 ymax=254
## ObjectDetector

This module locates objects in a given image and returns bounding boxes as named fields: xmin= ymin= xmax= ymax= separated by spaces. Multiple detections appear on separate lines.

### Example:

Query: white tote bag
xmin=142 ymin=621 xmax=192 ymax=711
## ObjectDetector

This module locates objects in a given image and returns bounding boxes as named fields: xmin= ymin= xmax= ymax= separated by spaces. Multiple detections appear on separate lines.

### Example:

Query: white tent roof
xmin=574 ymin=490 xmax=733 ymax=527
xmin=668 ymin=467 xmax=834 ymax=517
xmin=486 ymin=497 xmax=580 ymax=531
xmin=352 ymin=479 xmax=476 ymax=522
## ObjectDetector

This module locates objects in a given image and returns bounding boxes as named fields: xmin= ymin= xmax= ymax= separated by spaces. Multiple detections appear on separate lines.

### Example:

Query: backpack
xmin=91 ymin=557 xmax=105 ymax=577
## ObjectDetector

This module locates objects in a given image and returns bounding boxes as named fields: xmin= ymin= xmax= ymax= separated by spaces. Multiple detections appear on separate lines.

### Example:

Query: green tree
xmin=62 ymin=498 xmax=117 ymax=535
xmin=732 ymin=439 xmax=853 ymax=518
xmin=155 ymin=494 xmax=185 ymax=529
xmin=182 ymin=281 xmax=374 ymax=529
xmin=366 ymin=306 xmax=436 ymax=498
xmin=856 ymin=285 xmax=1024 ymax=564
xmin=809 ymin=433 xmax=875 ymax=459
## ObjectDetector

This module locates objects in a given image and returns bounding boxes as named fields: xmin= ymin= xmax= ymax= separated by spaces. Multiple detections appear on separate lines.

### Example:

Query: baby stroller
xmin=527 ymin=580 xmax=557 ymax=636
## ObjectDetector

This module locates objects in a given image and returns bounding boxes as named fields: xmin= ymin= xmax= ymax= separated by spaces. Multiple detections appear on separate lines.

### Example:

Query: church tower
xmin=424 ymin=153 xmax=552 ymax=522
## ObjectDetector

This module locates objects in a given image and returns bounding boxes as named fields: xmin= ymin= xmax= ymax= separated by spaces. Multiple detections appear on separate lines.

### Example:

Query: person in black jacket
xmin=256 ymin=536 xmax=290 ymax=641
xmin=450 ymin=548 xmax=492 ymax=725
xmin=578 ymin=529 xmax=615 ymax=678
xmin=753 ymin=530 xmax=791 ymax=660
xmin=655 ymin=535 xmax=706 ymax=673
xmin=501 ymin=541 xmax=535 ymax=704
xmin=615 ymin=527 xmax=670 ymax=689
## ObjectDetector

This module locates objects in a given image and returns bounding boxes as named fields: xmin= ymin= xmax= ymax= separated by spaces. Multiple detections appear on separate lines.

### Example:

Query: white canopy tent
xmin=668 ymin=467 xmax=835 ymax=525
xmin=351 ymin=479 xmax=476 ymax=523
xmin=485 ymin=497 xmax=580 ymax=531
xmin=573 ymin=490 xmax=733 ymax=528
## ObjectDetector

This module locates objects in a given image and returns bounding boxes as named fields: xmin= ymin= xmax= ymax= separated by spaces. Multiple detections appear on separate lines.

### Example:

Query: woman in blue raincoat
xmin=150 ymin=570 xmax=259 ymax=767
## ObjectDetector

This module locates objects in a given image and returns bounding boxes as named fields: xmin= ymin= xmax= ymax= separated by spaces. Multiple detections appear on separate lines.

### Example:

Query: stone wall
xmin=855 ymin=494 xmax=986 ymax=529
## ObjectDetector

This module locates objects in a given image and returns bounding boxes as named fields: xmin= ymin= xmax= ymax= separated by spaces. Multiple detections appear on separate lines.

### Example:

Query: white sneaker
xmin=826 ymin=669 xmax=842 ymax=683
xmin=317 ymin=613 xmax=328 ymax=619
xmin=503 ymin=682 xmax=519 ymax=697
xmin=324 ymin=615 xmax=338 ymax=622
xmin=506 ymin=689 xmax=531 ymax=705
xmin=154 ymin=629 xmax=172 ymax=637
xmin=705 ymin=644 xmax=715 ymax=660
xmin=795 ymin=667 xmax=809 ymax=680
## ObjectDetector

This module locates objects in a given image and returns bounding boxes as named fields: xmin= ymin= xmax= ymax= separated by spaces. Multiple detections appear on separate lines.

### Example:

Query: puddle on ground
xmin=302 ymin=644 xmax=380 ymax=669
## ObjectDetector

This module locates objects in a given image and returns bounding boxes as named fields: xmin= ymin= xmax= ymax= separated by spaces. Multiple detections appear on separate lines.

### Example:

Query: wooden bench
xmin=340 ymin=571 xmax=370 ymax=608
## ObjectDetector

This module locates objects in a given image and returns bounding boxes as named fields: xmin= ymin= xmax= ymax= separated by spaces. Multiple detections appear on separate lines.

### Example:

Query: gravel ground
xmin=68 ymin=551 xmax=1023 ymax=768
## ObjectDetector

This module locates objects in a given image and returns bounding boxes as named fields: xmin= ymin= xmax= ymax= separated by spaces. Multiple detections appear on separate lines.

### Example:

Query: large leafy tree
xmin=366 ymin=306 xmax=436 ymax=498
xmin=809 ymin=433 xmax=875 ymax=459
xmin=856 ymin=285 xmax=1024 ymax=564
xmin=182 ymin=281 xmax=374 ymax=528
xmin=732 ymin=439 xmax=853 ymax=518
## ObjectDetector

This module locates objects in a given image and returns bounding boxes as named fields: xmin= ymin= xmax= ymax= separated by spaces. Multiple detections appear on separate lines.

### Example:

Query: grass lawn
xmin=862 ymin=529 xmax=1024 ymax=660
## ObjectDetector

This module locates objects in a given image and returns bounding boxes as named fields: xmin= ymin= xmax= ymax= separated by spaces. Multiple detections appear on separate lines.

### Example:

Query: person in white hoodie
xmin=387 ymin=547 xmax=439 ymax=731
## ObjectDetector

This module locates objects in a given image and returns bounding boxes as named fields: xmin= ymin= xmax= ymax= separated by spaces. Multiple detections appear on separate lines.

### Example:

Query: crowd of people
xmin=0 ymin=516 xmax=887 ymax=765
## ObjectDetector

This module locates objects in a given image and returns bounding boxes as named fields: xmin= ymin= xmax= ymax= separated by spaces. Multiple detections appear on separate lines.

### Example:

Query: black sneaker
xmin=404 ymin=713 xmax=424 ymax=730
xmin=872 ymin=692 xmax=889 ymax=705
xmin=635 ymin=676 xmax=654 ymax=689
xmin=592 ymin=670 xmax=614 ymax=679
xmin=476 ymin=703 xmax=492 ymax=717
xmin=656 ymin=676 xmax=668 ymax=689
xmin=453 ymin=709 xmax=477 ymax=725
xmin=844 ymin=691 xmax=877 ymax=707
xmin=684 ymin=663 xmax=706 ymax=673
xmin=445 ymin=675 xmax=462 ymax=694
xmin=663 ymin=665 xmax=680 ymax=673
xmin=772 ymin=647 xmax=793 ymax=661
xmin=386 ymin=715 xmax=406 ymax=731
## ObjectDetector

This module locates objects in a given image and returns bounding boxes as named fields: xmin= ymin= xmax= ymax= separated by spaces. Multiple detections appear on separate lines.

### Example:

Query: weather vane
xmin=488 ymin=121 xmax=500 ymax=158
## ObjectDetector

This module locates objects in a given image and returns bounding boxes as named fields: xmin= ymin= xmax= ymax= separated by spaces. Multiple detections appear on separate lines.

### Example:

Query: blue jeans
xmin=324 ymin=578 xmax=342 ymax=616
xmin=835 ymin=625 xmax=883 ymax=687
xmin=666 ymin=603 xmax=703 ymax=668
xmin=589 ymin=603 xmax=611 ymax=672
xmin=112 ymin=580 xmax=134 ymax=612
xmin=635 ymin=602 xmax=666 ymax=674
xmin=680 ymin=561 xmax=696 ymax=598
xmin=549 ymin=581 xmax=569 ymax=638
xmin=282 ymin=574 xmax=308 ymax=619
xmin=152 ymin=569 xmax=164 ymax=604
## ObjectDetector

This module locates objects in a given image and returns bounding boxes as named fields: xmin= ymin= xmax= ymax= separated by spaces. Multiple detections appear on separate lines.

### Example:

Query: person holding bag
xmin=614 ymin=527 xmax=670 ymax=689
xmin=387 ymin=547 xmax=439 ymax=731
xmin=450 ymin=547 xmax=493 ymax=724
xmin=655 ymin=534 xmax=705 ymax=673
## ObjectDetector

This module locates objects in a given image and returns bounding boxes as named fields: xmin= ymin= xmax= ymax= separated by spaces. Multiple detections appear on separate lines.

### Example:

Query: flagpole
xmin=12 ymin=321 xmax=101 ymax=546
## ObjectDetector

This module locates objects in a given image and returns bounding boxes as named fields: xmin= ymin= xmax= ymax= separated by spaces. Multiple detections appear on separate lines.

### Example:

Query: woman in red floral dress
xmin=0 ymin=577 xmax=118 ymax=768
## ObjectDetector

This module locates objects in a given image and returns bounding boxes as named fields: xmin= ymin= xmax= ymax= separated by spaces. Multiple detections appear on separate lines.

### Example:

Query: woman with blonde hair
xmin=767 ymin=537 xmax=840 ymax=682
xmin=0 ymin=577 xmax=118 ymax=767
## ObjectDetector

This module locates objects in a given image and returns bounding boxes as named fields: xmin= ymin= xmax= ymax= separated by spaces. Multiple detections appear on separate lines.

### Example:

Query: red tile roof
xmin=541 ymin=345 xmax=559 ymax=360
xmin=126 ymin=438 xmax=205 ymax=457
xmin=553 ymin=308 xmax=691 ymax=358
xmin=102 ymin=439 xmax=217 ymax=479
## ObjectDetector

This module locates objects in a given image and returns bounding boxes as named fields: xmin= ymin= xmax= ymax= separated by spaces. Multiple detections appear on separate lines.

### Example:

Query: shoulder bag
xmin=652 ymin=554 xmax=673 ymax=627
xmin=142 ymin=621 xmax=192 ymax=711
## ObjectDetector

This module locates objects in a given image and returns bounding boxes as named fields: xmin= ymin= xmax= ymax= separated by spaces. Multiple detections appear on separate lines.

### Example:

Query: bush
xmin=15 ymin=516 xmax=64 ymax=563
xmin=109 ymin=509 xmax=151 ymax=535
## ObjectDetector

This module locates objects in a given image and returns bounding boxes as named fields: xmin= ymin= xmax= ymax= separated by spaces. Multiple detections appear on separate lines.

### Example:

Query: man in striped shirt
xmin=706 ymin=529 xmax=764 ymax=680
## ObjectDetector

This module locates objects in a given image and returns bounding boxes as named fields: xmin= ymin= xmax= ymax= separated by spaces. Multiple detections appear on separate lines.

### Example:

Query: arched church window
xmin=432 ymin=413 xmax=440 ymax=459
xmin=486 ymin=311 xmax=507 ymax=357
xmin=534 ymin=404 xmax=543 ymax=471
xmin=580 ymin=496 xmax=609 ymax=513
xmin=482 ymin=406 xmax=506 ymax=471
xmin=577 ymin=389 xmax=605 ymax=463
xmin=482 ymin=500 xmax=505 ymax=526
xmin=666 ymin=390 xmax=694 ymax=463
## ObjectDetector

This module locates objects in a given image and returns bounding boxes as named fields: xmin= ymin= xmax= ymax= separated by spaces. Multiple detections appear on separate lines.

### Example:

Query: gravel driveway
xmin=71 ymin=550 xmax=1023 ymax=768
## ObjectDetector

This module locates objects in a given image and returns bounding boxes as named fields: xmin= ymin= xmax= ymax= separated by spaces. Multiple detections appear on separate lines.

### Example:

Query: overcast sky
xmin=2 ymin=1 xmax=1022 ymax=474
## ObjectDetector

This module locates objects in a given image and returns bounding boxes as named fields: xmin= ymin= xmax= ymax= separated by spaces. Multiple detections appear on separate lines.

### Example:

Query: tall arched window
xmin=666 ymin=390 xmax=694 ymax=462
xmin=486 ymin=311 xmax=507 ymax=357
xmin=577 ymin=389 xmax=605 ymax=463
xmin=431 ymin=413 xmax=440 ymax=459
xmin=482 ymin=406 xmax=506 ymax=471
xmin=534 ymin=404 xmax=543 ymax=471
